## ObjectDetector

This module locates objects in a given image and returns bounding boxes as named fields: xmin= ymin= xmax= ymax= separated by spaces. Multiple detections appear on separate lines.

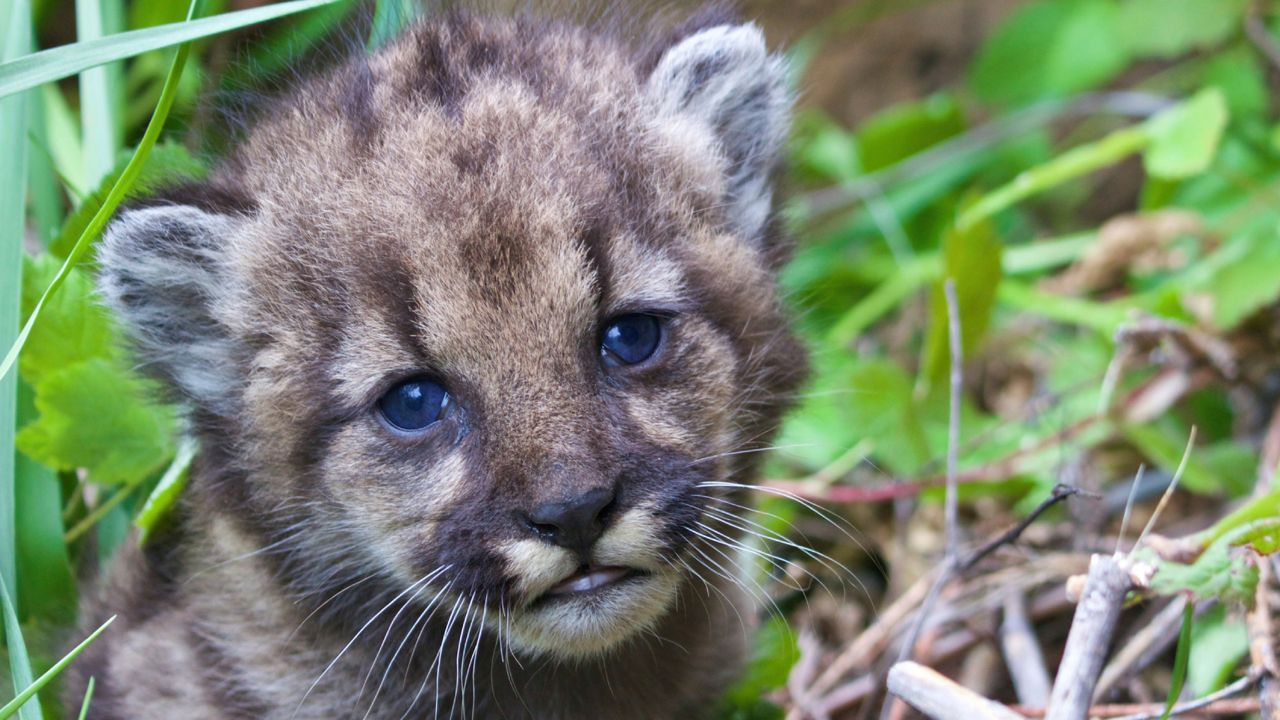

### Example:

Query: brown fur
xmin=73 ymin=8 xmax=805 ymax=719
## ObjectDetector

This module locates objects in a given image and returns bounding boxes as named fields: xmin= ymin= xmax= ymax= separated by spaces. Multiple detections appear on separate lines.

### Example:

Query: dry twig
xmin=1001 ymin=586 xmax=1051 ymax=707
xmin=1046 ymin=555 xmax=1133 ymax=720
xmin=886 ymin=662 xmax=1025 ymax=720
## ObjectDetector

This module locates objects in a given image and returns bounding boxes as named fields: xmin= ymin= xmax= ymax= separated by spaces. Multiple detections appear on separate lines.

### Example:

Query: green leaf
xmin=1160 ymin=603 xmax=1193 ymax=720
xmin=0 ymin=612 xmax=115 ymax=720
xmin=1144 ymin=88 xmax=1229 ymax=180
xmin=996 ymin=281 xmax=1131 ymax=335
xmin=1183 ymin=225 xmax=1280 ymax=331
xmin=1225 ymin=520 xmax=1280 ymax=557
xmin=958 ymin=125 xmax=1150 ymax=231
xmin=719 ymin=616 xmax=797 ymax=713
xmin=1202 ymin=48 xmax=1268 ymax=119
xmin=826 ymin=256 xmax=937 ymax=347
xmin=17 ymin=359 xmax=174 ymax=486
xmin=0 ymin=0 xmax=341 ymax=99
xmin=920 ymin=212 xmax=1002 ymax=387
xmin=135 ymin=438 xmax=196 ymax=543
xmin=1116 ymin=0 xmax=1247 ymax=59
xmin=1147 ymin=524 xmax=1268 ymax=604
xmin=1188 ymin=606 xmax=1248 ymax=696
xmin=790 ymin=110 xmax=859 ymax=184
xmin=969 ymin=0 xmax=1129 ymax=106
xmin=856 ymin=94 xmax=965 ymax=174
xmin=18 ymin=255 xmax=115 ymax=385
xmin=847 ymin=361 xmax=931 ymax=475
xmin=776 ymin=357 xmax=931 ymax=476
xmin=1191 ymin=490 xmax=1280 ymax=550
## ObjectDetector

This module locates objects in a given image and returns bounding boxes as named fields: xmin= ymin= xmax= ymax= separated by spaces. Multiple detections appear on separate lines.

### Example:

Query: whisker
xmin=291 ymin=566 xmax=447 ymax=719
xmin=698 ymin=502 xmax=864 ymax=602
xmin=698 ymin=480 xmax=881 ymax=576
xmin=286 ymin=574 xmax=375 ymax=644
xmin=686 ymin=444 xmax=812 ymax=467
xmin=356 ymin=575 xmax=435 ymax=706
xmin=364 ymin=580 xmax=454 ymax=720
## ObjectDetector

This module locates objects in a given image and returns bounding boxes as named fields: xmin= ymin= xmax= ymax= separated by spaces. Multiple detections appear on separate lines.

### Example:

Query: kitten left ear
xmin=646 ymin=23 xmax=791 ymax=241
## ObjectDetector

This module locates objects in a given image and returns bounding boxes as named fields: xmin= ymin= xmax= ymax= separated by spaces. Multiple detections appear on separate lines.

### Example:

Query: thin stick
xmin=1114 ymin=465 xmax=1144 ymax=556
xmin=943 ymin=278 xmax=963 ymax=562
xmin=1001 ymin=586 xmax=1052 ymax=707
xmin=1133 ymin=426 xmax=1196 ymax=553
xmin=961 ymin=484 xmax=1087 ymax=571
xmin=1247 ymin=9 xmax=1280 ymax=71
xmin=875 ymin=280 xmax=965 ymax=720
xmin=1107 ymin=669 xmax=1260 ymax=720
xmin=886 ymin=661 xmax=1025 ymax=720
xmin=1045 ymin=554 xmax=1133 ymax=720
xmin=1096 ymin=340 xmax=1129 ymax=416
xmin=1011 ymin=697 xmax=1259 ymax=718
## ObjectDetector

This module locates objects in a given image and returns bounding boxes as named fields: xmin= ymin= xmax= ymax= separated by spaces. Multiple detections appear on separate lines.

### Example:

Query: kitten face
xmin=98 ymin=14 xmax=804 ymax=659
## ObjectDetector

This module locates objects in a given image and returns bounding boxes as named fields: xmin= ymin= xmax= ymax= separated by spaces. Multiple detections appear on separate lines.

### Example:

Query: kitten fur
xmin=70 ymin=6 xmax=806 ymax=719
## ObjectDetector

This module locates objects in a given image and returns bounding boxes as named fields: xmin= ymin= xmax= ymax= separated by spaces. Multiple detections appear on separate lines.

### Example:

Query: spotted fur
xmin=72 ymin=8 xmax=805 ymax=719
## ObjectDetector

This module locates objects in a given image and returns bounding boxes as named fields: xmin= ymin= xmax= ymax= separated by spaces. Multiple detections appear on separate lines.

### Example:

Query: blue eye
xmin=601 ymin=314 xmax=663 ymax=367
xmin=377 ymin=378 xmax=449 ymax=432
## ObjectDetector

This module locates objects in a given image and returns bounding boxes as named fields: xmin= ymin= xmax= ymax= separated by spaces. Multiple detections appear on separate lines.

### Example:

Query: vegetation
xmin=2 ymin=0 xmax=1280 ymax=717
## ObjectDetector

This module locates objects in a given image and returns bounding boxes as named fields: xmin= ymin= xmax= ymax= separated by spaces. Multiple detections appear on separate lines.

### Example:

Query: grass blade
xmin=25 ymin=91 xmax=64 ymax=244
xmin=369 ymin=0 xmax=419 ymax=50
xmin=75 ymin=677 xmax=94 ymax=720
xmin=76 ymin=0 xmax=123 ymax=186
xmin=0 ymin=578 xmax=38 ymax=720
xmin=16 ymin=381 xmax=76 ymax=624
xmin=0 ymin=604 xmax=114 ymax=720
xmin=1 ymin=0 xmax=33 ymax=608
xmin=1161 ymin=602 xmax=1195 ymax=719
xmin=134 ymin=437 xmax=196 ymax=543
xmin=0 ymin=0 xmax=341 ymax=99
xmin=0 ymin=0 xmax=198 ymax=383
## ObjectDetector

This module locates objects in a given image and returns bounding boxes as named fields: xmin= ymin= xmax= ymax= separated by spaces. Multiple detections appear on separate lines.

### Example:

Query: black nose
xmin=525 ymin=487 xmax=616 ymax=555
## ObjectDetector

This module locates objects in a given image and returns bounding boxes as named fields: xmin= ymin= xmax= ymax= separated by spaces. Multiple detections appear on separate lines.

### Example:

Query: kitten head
xmin=99 ymin=11 xmax=804 ymax=658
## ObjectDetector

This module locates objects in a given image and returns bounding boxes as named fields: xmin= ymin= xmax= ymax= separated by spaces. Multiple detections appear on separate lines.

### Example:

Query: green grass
xmin=5 ymin=0 xmax=1280 ymax=715
xmin=0 ymin=1 xmax=341 ymax=713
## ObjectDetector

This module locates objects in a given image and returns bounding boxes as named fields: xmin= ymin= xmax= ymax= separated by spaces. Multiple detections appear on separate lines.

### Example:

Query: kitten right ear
xmin=97 ymin=203 xmax=244 ymax=415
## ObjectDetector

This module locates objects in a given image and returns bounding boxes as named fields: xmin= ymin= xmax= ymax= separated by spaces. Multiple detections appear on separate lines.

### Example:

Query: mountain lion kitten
xmin=70 ymin=7 xmax=805 ymax=719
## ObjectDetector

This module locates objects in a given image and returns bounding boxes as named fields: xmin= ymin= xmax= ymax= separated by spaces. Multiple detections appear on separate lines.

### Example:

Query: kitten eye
xmin=600 ymin=313 xmax=663 ymax=367
xmin=377 ymin=377 xmax=449 ymax=432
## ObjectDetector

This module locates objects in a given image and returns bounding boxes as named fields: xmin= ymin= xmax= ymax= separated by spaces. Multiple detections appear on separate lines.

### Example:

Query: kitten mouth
xmin=544 ymin=565 xmax=640 ymax=598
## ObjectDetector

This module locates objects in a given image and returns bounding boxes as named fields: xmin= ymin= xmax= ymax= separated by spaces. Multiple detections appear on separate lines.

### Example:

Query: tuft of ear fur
xmin=646 ymin=23 xmax=790 ymax=241
xmin=97 ymin=205 xmax=243 ymax=416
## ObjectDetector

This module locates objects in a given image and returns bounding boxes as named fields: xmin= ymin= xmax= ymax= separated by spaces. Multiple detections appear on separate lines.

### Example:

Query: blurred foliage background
xmin=4 ymin=0 xmax=1280 ymax=717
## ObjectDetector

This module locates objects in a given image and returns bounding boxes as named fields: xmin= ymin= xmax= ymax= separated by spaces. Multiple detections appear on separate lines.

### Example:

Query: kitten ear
xmin=646 ymin=22 xmax=791 ymax=241
xmin=97 ymin=203 xmax=244 ymax=415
